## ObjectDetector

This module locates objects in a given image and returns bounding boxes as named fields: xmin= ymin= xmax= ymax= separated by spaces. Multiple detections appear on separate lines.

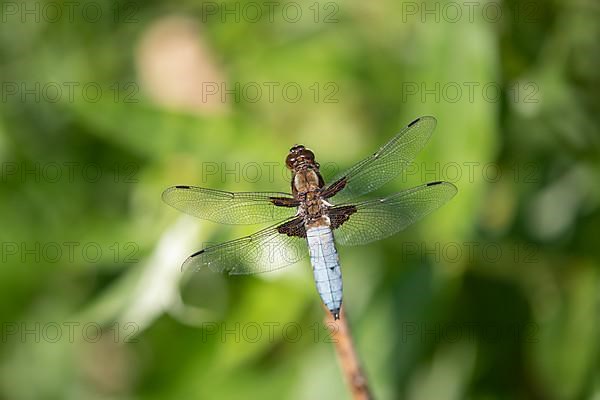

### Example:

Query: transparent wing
xmin=182 ymin=217 xmax=308 ymax=275
xmin=162 ymin=186 xmax=297 ymax=225
xmin=331 ymin=181 xmax=457 ymax=246
xmin=326 ymin=116 xmax=437 ymax=203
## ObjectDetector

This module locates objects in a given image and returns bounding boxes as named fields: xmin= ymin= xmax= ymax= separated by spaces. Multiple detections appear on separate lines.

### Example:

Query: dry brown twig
xmin=324 ymin=306 xmax=374 ymax=400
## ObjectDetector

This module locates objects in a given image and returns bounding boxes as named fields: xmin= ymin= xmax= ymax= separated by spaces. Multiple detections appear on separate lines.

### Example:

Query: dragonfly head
xmin=286 ymin=145 xmax=319 ymax=170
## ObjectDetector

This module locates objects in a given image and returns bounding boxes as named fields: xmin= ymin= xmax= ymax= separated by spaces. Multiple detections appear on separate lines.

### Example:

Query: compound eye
xmin=289 ymin=145 xmax=305 ymax=154
xmin=300 ymin=149 xmax=315 ymax=160
xmin=285 ymin=153 xmax=296 ymax=169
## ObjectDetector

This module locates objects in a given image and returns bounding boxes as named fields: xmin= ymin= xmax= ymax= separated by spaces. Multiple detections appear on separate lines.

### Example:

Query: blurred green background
xmin=1 ymin=0 xmax=599 ymax=399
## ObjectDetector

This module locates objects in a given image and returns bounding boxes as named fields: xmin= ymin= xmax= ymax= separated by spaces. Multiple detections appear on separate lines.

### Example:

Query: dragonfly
xmin=162 ymin=116 xmax=457 ymax=319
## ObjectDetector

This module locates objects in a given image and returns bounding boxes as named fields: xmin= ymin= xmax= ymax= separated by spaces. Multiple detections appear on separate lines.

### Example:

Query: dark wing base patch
xmin=277 ymin=217 xmax=307 ymax=237
xmin=270 ymin=197 xmax=300 ymax=207
xmin=321 ymin=177 xmax=347 ymax=199
xmin=329 ymin=205 xmax=358 ymax=229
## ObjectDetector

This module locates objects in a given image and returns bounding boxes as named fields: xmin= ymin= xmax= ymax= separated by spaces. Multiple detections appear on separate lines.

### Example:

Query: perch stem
xmin=324 ymin=306 xmax=374 ymax=400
